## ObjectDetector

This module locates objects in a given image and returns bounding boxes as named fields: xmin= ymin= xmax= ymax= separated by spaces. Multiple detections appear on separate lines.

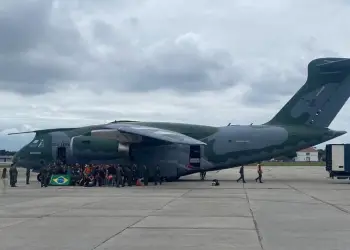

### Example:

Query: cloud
xmin=0 ymin=0 xmax=85 ymax=95
xmin=1 ymin=0 xmax=350 ymax=150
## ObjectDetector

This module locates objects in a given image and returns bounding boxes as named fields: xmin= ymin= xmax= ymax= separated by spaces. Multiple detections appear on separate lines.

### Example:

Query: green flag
xmin=49 ymin=174 xmax=71 ymax=186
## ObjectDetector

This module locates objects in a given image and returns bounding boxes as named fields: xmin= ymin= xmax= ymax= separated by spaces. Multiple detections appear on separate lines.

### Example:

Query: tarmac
xmin=1 ymin=166 xmax=350 ymax=250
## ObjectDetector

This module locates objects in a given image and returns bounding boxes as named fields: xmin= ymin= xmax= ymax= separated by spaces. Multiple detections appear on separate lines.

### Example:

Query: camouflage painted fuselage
xmin=11 ymin=57 xmax=350 ymax=179
xmin=12 ymin=121 xmax=344 ymax=177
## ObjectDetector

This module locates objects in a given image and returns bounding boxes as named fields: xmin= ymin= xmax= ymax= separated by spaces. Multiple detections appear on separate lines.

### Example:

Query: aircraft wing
xmin=114 ymin=124 xmax=206 ymax=145
xmin=8 ymin=128 xmax=76 ymax=135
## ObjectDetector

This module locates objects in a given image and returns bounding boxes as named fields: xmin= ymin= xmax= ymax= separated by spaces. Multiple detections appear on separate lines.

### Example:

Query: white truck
xmin=325 ymin=144 xmax=350 ymax=179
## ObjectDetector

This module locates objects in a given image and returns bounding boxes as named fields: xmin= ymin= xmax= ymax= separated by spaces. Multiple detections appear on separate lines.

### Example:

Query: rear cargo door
xmin=332 ymin=145 xmax=345 ymax=171
xmin=189 ymin=145 xmax=201 ymax=170
xmin=325 ymin=144 xmax=332 ymax=171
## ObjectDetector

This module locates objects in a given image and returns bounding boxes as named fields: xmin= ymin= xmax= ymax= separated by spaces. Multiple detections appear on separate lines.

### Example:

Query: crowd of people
xmin=38 ymin=162 xmax=163 ymax=188
xmin=0 ymin=161 xmax=264 ymax=193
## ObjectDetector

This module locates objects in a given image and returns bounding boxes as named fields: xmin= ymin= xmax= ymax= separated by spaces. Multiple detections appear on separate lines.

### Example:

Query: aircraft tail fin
xmin=266 ymin=58 xmax=350 ymax=128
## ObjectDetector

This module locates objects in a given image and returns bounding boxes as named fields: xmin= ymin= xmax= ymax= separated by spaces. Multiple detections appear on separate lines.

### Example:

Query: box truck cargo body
xmin=325 ymin=144 xmax=350 ymax=178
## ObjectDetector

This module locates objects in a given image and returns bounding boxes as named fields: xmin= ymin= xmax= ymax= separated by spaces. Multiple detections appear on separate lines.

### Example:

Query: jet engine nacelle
xmin=70 ymin=135 xmax=129 ymax=160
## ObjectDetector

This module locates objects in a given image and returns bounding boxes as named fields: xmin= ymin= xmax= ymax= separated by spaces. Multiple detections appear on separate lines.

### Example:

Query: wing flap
xmin=114 ymin=124 xmax=206 ymax=145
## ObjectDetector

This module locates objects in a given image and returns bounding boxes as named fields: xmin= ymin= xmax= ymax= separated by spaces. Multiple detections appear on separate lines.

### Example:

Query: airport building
xmin=0 ymin=155 xmax=13 ymax=165
xmin=295 ymin=147 xmax=319 ymax=162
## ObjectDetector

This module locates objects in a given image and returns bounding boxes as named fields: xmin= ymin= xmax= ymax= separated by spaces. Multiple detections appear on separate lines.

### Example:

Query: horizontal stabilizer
xmin=115 ymin=124 xmax=206 ymax=145
xmin=8 ymin=128 xmax=76 ymax=135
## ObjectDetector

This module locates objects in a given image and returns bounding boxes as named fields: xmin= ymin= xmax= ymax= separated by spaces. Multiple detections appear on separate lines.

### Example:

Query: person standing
xmin=9 ymin=164 xmax=18 ymax=187
xmin=255 ymin=163 xmax=263 ymax=183
xmin=200 ymin=171 xmax=206 ymax=181
xmin=115 ymin=165 xmax=122 ymax=188
xmin=40 ymin=165 xmax=49 ymax=187
xmin=107 ymin=165 xmax=115 ymax=186
xmin=154 ymin=165 xmax=162 ymax=185
xmin=143 ymin=165 xmax=149 ymax=186
xmin=131 ymin=164 xmax=137 ymax=184
xmin=1 ymin=168 xmax=7 ymax=193
xmin=26 ymin=168 xmax=30 ymax=185
xmin=126 ymin=166 xmax=133 ymax=187
xmin=121 ymin=166 xmax=129 ymax=187
xmin=236 ymin=165 xmax=246 ymax=183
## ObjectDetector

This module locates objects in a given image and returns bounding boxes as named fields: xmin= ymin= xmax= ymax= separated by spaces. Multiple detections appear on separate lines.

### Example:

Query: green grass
xmin=247 ymin=161 xmax=325 ymax=166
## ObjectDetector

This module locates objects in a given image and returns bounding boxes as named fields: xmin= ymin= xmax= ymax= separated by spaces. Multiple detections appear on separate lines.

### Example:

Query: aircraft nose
xmin=12 ymin=152 xmax=20 ymax=166
xmin=12 ymin=148 xmax=25 ymax=167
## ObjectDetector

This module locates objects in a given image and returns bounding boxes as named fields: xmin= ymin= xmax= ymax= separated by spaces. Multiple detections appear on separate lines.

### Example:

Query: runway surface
xmin=1 ymin=166 xmax=350 ymax=250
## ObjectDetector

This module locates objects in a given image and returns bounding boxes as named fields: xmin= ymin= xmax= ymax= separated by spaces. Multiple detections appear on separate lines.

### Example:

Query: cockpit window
xmin=29 ymin=138 xmax=45 ymax=148
xmin=38 ymin=139 xmax=44 ymax=148
xmin=29 ymin=139 xmax=39 ymax=147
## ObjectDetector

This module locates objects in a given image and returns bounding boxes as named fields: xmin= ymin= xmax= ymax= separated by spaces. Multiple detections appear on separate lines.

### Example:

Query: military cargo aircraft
xmin=9 ymin=58 xmax=350 ymax=181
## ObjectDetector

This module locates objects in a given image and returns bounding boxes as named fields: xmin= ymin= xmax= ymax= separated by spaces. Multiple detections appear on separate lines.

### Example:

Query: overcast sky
xmin=1 ymin=0 xmax=350 ymax=151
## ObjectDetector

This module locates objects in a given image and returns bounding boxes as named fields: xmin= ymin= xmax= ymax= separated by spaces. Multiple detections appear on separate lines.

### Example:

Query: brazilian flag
xmin=49 ymin=174 xmax=71 ymax=186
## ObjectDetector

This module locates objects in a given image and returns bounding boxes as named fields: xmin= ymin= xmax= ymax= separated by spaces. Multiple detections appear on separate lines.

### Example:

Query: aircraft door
xmin=189 ymin=145 xmax=201 ymax=169
xmin=57 ymin=146 xmax=67 ymax=164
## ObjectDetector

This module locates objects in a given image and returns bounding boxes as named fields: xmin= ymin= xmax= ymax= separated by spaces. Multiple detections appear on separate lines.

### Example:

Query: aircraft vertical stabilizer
xmin=266 ymin=58 xmax=350 ymax=128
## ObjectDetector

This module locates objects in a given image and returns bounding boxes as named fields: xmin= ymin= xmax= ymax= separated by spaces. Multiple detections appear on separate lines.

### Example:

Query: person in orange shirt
xmin=255 ymin=162 xmax=263 ymax=183
xmin=83 ymin=164 xmax=91 ymax=176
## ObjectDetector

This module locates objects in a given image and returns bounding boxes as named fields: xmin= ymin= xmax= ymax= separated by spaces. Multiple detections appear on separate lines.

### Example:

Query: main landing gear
xmin=200 ymin=171 xmax=206 ymax=181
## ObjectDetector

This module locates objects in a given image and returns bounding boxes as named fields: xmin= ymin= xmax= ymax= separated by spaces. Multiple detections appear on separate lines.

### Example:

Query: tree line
xmin=0 ymin=150 xmax=16 ymax=156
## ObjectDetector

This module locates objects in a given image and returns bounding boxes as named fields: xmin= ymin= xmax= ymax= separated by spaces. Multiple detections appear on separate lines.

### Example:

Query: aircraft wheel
xmin=37 ymin=173 xmax=42 ymax=182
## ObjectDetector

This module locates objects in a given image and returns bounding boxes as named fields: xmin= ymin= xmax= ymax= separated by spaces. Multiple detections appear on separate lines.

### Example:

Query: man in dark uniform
xmin=9 ymin=164 xmax=18 ymax=187
xmin=98 ymin=166 xmax=106 ymax=186
xmin=124 ymin=166 xmax=133 ymax=186
xmin=121 ymin=166 xmax=127 ymax=187
xmin=131 ymin=164 xmax=137 ymax=184
xmin=26 ymin=168 xmax=30 ymax=185
xmin=14 ymin=165 xmax=18 ymax=186
xmin=40 ymin=165 xmax=49 ymax=187
xmin=154 ymin=165 xmax=162 ymax=185
xmin=115 ymin=165 xmax=123 ymax=187
xmin=236 ymin=165 xmax=246 ymax=183
xmin=94 ymin=166 xmax=103 ymax=187
xmin=200 ymin=171 xmax=206 ymax=181
xmin=143 ymin=165 xmax=149 ymax=186
xmin=47 ymin=165 xmax=53 ymax=186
